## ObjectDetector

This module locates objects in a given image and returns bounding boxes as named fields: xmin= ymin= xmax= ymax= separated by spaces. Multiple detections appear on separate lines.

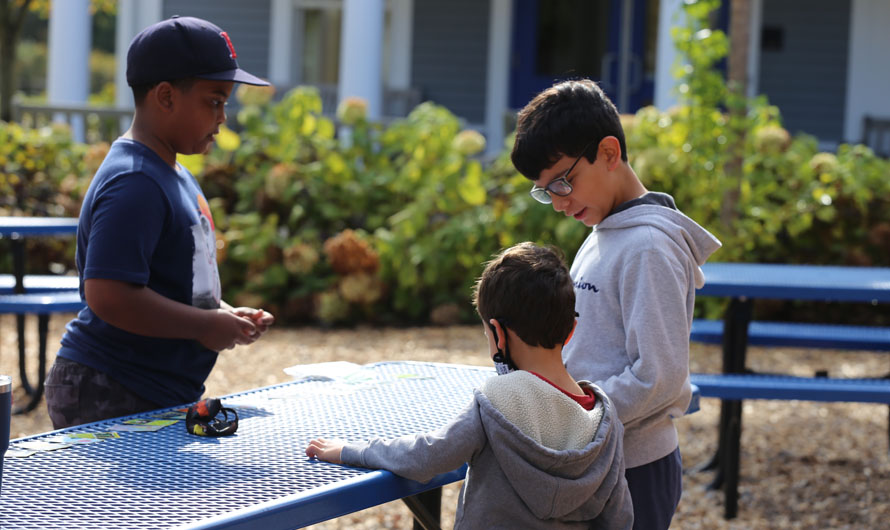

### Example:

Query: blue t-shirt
xmin=59 ymin=139 xmax=222 ymax=407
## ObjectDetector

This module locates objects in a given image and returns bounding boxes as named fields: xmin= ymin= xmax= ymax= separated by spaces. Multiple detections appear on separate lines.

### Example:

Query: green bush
xmin=189 ymin=86 xmax=586 ymax=325
xmin=0 ymin=121 xmax=95 ymax=273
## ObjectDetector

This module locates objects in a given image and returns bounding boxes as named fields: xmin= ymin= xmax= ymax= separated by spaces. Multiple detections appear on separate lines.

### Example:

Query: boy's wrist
xmin=191 ymin=307 xmax=217 ymax=343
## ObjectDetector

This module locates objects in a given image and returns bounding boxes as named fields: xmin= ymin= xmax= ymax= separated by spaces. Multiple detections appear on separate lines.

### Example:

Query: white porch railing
xmin=308 ymin=83 xmax=422 ymax=120
xmin=10 ymin=84 xmax=423 ymax=144
xmin=12 ymin=100 xmax=133 ymax=144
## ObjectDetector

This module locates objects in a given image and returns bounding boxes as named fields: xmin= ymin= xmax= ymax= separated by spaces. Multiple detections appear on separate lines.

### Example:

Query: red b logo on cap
xmin=220 ymin=31 xmax=237 ymax=59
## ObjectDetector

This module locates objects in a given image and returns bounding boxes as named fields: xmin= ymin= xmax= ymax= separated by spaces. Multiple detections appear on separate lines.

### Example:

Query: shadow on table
xmin=86 ymin=405 xmax=285 ymax=494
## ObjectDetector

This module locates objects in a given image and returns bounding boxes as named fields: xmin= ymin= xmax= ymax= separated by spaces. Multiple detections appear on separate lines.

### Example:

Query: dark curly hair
xmin=511 ymin=79 xmax=627 ymax=181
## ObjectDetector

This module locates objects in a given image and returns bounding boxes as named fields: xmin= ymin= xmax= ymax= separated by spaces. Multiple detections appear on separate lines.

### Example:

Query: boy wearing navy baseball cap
xmin=45 ymin=17 xmax=275 ymax=429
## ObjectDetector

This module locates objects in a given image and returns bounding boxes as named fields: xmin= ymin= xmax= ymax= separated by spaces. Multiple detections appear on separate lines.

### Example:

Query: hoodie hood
xmin=596 ymin=204 xmax=722 ymax=286
xmin=477 ymin=373 xmax=627 ymax=521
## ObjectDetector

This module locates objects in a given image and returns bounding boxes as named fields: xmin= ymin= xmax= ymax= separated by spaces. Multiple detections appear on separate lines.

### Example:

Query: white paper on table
xmin=283 ymin=361 xmax=366 ymax=381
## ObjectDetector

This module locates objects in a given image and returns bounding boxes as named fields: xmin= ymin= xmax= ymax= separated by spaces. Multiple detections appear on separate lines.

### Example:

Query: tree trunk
xmin=727 ymin=0 xmax=751 ymax=91
xmin=721 ymin=0 xmax=752 ymax=229
xmin=0 ymin=0 xmax=33 ymax=122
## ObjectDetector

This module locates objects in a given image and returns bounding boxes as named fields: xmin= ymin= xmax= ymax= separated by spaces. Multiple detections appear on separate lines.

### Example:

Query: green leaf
xmin=458 ymin=162 xmax=486 ymax=206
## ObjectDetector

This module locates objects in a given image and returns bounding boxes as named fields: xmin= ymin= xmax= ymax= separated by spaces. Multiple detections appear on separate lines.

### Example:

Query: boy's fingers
xmin=251 ymin=310 xmax=275 ymax=325
xmin=306 ymin=439 xmax=325 ymax=457
xmin=237 ymin=316 xmax=257 ymax=334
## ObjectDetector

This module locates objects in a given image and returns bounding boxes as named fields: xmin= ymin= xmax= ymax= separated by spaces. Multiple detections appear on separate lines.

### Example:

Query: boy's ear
xmin=597 ymin=136 xmax=622 ymax=170
xmin=152 ymin=81 xmax=176 ymax=113
xmin=564 ymin=318 xmax=578 ymax=346
xmin=488 ymin=319 xmax=507 ymax=350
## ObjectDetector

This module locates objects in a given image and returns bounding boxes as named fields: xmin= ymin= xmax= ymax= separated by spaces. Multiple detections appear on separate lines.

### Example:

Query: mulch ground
xmin=3 ymin=314 xmax=888 ymax=529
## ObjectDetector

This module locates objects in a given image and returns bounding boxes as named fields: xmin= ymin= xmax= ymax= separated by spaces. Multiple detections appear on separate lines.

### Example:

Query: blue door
xmin=510 ymin=0 xmax=658 ymax=113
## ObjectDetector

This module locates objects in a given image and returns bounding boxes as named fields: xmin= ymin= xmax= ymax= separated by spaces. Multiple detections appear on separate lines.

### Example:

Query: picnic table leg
xmin=724 ymin=399 xmax=742 ymax=519
xmin=13 ymin=314 xmax=49 ymax=415
xmin=402 ymin=487 xmax=442 ymax=530
xmin=705 ymin=297 xmax=751 ymax=518
xmin=16 ymin=314 xmax=37 ymax=396
xmin=12 ymin=237 xmax=38 ymax=397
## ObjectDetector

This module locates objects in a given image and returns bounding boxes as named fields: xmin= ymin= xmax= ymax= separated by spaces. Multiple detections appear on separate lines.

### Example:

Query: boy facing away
xmin=45 ymin=16 xmax=275 ymax=429
xmin=307 ymin=242 xmax=633 ymax=529
xmin=511 ymin=79 xmax=721 ymax=529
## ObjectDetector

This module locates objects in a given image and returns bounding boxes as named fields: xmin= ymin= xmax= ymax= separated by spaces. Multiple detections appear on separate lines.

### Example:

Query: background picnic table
xmin=2 ymin=314 xmax=888 ymax=529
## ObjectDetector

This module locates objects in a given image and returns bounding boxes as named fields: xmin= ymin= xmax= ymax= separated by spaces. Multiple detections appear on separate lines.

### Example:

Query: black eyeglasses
xmin=529 ymin=140 xmax=596 ymax=205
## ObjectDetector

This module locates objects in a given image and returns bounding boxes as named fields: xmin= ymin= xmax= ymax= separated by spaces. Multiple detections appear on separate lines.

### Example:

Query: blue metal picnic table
xmin=697 ymin=262 xmax=890 ymax=302
xmin=0 ymin=216 xmax=79 ymax=292
xmin=1 ymin=362 xmax=490 ymax=529
xmin=0 ymin=216 xmax=81 ymax=413
xmin=695 ymin=262 xmax=890 ymax=519
xmin=0 ymin=216 xmax=80 ymax=237
xmin=0 ymin=360 xmax=701 ymax=529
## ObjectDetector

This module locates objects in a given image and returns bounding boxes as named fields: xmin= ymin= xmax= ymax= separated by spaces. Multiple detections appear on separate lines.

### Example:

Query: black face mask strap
xmin=489 ymin=319 xmax=517 ymax=374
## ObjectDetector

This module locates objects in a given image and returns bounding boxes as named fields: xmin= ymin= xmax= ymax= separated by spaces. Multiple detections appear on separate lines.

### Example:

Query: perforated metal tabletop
xmin=1 ymin=361 xmax=495 ymax=529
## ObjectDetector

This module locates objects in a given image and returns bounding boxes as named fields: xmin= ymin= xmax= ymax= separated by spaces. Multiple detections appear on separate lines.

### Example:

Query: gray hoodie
xmin=563 ymin=196 xmax=721 ymax=468
xmin=340 ymin=370 xmax=633 ymax=529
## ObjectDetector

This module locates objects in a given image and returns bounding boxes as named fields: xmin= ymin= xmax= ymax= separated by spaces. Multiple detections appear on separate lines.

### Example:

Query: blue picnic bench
xmin=690 ymin=262 xmax=890 ymax=519
xmin=0 ymin=292 xmax=85 ymax=413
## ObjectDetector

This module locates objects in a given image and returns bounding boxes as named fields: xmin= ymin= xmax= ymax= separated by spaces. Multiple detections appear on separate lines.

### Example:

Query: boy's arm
xmin=81 ymin=172 xmax=271 ymax=351
xmin=85 ymin=279 xmax=256 ymax=352
xmin=599 ymin=249 xmax=692 ymax=426
xmin=307 ymin=399 xmax=486 ymax=484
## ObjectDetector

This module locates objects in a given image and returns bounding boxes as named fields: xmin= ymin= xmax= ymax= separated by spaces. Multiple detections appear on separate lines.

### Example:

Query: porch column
xmin=115 ymin=0 xmax=162 ymax=129
xmin=268 ymin=0 xmax=293 ymax=88
xmin=746 ymin=0 xmax=763 ymax=100
xmin=844 ymin=0 xmax=890 ymax=142
xmin=47 ymin=0 xmax=91 ymax=142
xmin=653 ymin=0 xmax=684 ymax=110
xmin=338 ymin=0 xmax=384 ymax=120
xmin=388 ymin=0 xmax=413 ymax=91
xmin=485 ymin=0 xmax=513 ymax=156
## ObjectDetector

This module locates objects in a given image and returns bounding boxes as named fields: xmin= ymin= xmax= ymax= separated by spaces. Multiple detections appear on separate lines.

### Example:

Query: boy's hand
xmin=306 ymin=438 xmax=345 ymax=464
xmin=198 ymin=309 xmax=257 ymax=351
xmin=229 ymin=307 xmax=275 ymax=339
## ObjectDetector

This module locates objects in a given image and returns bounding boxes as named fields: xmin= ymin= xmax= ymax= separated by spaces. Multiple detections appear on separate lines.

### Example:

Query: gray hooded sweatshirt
xmin=340 ymin=370 xmax=633 ymax=529
xmin=563 ymin=194 xmax=721 ymax=468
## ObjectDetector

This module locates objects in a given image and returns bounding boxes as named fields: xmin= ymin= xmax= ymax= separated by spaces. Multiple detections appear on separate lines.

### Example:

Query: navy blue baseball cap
xmin=126 ymin=16 xmax=269 ymax=87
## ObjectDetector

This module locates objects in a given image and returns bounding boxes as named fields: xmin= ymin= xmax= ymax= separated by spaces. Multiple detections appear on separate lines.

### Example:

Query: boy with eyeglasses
xmin=511 ymin=79 xmax=721 ymax=529
xmin=307 ymin=242 xmax=633 ymax=529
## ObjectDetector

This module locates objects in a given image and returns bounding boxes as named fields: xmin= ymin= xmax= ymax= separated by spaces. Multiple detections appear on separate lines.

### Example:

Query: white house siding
xmin=844 ymin=0 xmax=890 ymax=144
xmin=757 ymin=0 xmax=850 ymax=145
xmin=163 ymin=0 xmax=272 ymax=80
xmin=411 ymin=0 xmax=490 ymax=124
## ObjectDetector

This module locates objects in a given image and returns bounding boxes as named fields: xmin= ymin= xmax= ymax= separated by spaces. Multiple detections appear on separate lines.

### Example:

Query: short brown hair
xmin=473 ymin=242 xmax=575 ymax=348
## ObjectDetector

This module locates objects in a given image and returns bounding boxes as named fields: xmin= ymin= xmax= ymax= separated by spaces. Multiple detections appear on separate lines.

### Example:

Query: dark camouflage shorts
xmin=44 ymin=357 xmax=159 ymax=429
